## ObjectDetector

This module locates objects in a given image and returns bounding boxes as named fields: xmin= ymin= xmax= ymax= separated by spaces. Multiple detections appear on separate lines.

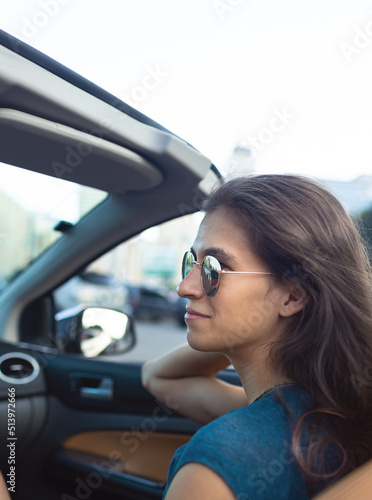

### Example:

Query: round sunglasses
xmin=182 ymin=250 xmax=273 ymax=297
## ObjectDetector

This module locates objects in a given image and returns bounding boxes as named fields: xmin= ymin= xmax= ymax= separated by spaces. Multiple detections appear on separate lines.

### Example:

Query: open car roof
xmin=0 ymin=30 xmax=221 ymax=342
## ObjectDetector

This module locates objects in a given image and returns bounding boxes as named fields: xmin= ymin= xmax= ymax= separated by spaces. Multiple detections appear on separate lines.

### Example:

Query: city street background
xmin=119 ymin=319 xmax=187 ymax=363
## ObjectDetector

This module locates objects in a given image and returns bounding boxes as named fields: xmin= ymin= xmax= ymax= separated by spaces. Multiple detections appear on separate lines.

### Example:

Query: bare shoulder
xmin=164 ymin=463 xmax=236 ymax=500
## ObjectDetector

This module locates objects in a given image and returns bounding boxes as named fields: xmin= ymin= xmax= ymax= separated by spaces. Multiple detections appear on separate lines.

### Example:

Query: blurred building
xmin=0 ymin=190 xmax=57 ymax=281
xmin=225 ymin=144 xmax=256 ymax=177
xmin=318 ymin=175 xmax=372 ymax=215
xmin=87 ymin=154 xmax=372 ymax=289
xmin=225 ymin=143 xmax=372 ymax=216
xmin=0 ymin=191 xmax=28 ymax=279
xmin=91 ymin=212 xmax=202 ymax=288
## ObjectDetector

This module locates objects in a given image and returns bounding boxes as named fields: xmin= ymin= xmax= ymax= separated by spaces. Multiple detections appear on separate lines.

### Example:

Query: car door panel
xmin=41 ymin=353 xmax=199 ymax=500
xmin=48 ymin=431 xmax=191 ymax=499
xmin=2 ymin=341 xmax=243 ymax=499
xmin=41 ymin=395 xmax=198 ymax=500
xmin=0 ymin=340 xmax=241 ymax=499
xmin=63 ymin=430 xmax=191 ymax=483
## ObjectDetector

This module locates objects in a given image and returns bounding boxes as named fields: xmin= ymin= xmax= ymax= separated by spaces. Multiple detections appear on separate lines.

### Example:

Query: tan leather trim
xmin=64 ymin=431 xmax=191 ymax=483
xmin=314 ymin=460 xmax=372 ymax=500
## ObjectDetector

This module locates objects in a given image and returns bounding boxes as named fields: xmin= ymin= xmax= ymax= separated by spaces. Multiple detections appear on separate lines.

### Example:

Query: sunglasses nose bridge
xmin=191 ymin=261 xmax=205 ymax=285
xmin=186 ymin=260 xmax=201 ymax=276
xmin=179 ymin=260 xmax=205 ymax=298
xmin=196 ymin=261 xmax=215 ymax=297
xmin=181 ymin=254 xmax=220 ymax=297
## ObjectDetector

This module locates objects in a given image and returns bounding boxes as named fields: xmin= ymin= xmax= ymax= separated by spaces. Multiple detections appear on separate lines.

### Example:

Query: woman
xmin=142 ymin=175 xmax=372 ymax=499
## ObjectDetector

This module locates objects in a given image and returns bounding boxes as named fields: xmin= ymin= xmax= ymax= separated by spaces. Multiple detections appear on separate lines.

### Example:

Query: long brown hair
xmin=203 ymin=174 xmax=372 ymax=491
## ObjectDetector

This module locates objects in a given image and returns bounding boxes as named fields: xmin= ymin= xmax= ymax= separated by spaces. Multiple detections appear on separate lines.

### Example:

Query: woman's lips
xmin=185 ymin=307 xmax=210 ymax=321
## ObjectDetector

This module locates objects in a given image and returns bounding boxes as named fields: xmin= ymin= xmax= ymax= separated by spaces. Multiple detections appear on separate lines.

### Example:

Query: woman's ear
xmin=279 ymin=283 xmax=307 ymax=317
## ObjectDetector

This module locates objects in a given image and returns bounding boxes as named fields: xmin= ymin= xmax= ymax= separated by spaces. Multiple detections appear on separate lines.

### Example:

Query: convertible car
xmin=0 ymin=29 xmax=370 ymax=500
xmin=0 ymin=29 xmax=223 ymax=499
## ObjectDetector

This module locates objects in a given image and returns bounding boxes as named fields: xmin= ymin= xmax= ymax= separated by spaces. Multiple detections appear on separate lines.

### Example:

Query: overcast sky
xmin=1 ymin=0 xmax=372 ymax=186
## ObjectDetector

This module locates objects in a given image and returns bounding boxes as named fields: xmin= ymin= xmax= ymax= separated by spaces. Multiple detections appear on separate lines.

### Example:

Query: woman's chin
xmin=186 ymin=328 xmax=223 ymax=353
xmin=186 ymin=329 xmax=208 ymax=351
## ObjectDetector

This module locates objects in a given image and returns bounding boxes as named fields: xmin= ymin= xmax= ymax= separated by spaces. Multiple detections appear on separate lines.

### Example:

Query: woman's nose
xmin=177 ymin=265 xmax=204 ymax=299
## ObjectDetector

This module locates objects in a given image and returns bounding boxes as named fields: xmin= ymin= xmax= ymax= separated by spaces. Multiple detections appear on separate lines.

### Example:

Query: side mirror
xmin=55 ymin=307 xmax=136 ymax=357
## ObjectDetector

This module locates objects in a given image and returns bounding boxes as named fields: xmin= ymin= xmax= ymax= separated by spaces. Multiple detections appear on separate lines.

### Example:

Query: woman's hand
xmin=141 ymin=343 xmax=248 ymax=424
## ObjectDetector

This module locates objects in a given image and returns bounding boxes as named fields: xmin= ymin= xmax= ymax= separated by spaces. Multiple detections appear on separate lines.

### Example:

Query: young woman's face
xmin=177 ymin=208 xmax=290 ymax=357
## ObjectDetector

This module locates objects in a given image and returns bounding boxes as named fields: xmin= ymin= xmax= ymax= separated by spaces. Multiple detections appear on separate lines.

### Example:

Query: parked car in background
xmin=126 ymin=284 xmax=176 ymax=321
xmin=175 ymin=296 xmax=187 ymax=326
xmin=125 ymin=284 xmax=187 ymax=325
xmin=54 ymin=271 xmax=129 ymax=314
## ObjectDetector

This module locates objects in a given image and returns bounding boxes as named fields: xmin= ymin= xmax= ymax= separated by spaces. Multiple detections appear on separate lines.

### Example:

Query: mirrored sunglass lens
xmin=202 ymin=256 xmax=220 ymax=296
xmin=182 ymin=251 xmax=194 ymax=279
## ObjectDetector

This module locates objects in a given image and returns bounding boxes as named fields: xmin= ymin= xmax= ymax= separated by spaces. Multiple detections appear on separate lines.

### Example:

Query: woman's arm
xmin=0 ymin=472 xmax=11 ymax=500
xmin=141 ymin=343 xmax=248 ymax=424
xmin=164 ymin=463 xmax=235 ymax=500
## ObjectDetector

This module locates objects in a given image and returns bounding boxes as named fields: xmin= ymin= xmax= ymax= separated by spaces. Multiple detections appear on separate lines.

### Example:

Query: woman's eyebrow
xmin=190 ymin=247 xmax=237 ymax=263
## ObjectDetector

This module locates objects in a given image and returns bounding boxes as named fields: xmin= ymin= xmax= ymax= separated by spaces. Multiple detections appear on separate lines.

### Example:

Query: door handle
xmin=79 ymin=376 xmax=114 ymax=401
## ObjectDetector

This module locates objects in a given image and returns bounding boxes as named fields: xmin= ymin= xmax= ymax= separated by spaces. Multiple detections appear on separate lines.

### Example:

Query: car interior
xmin=0 ymin=27 xmax=371 ymax=500
xmin=0 ymin=30 xmax=223 ymax=499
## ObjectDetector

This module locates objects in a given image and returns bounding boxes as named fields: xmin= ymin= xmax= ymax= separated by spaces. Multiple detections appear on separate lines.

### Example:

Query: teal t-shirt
xmin=163 ymin=386 xmax=337 ymax=499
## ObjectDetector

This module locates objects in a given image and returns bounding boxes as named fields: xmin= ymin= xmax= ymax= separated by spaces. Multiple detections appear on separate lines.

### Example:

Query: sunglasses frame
xmin=182 ymin=250 xmax=273 ymax=297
